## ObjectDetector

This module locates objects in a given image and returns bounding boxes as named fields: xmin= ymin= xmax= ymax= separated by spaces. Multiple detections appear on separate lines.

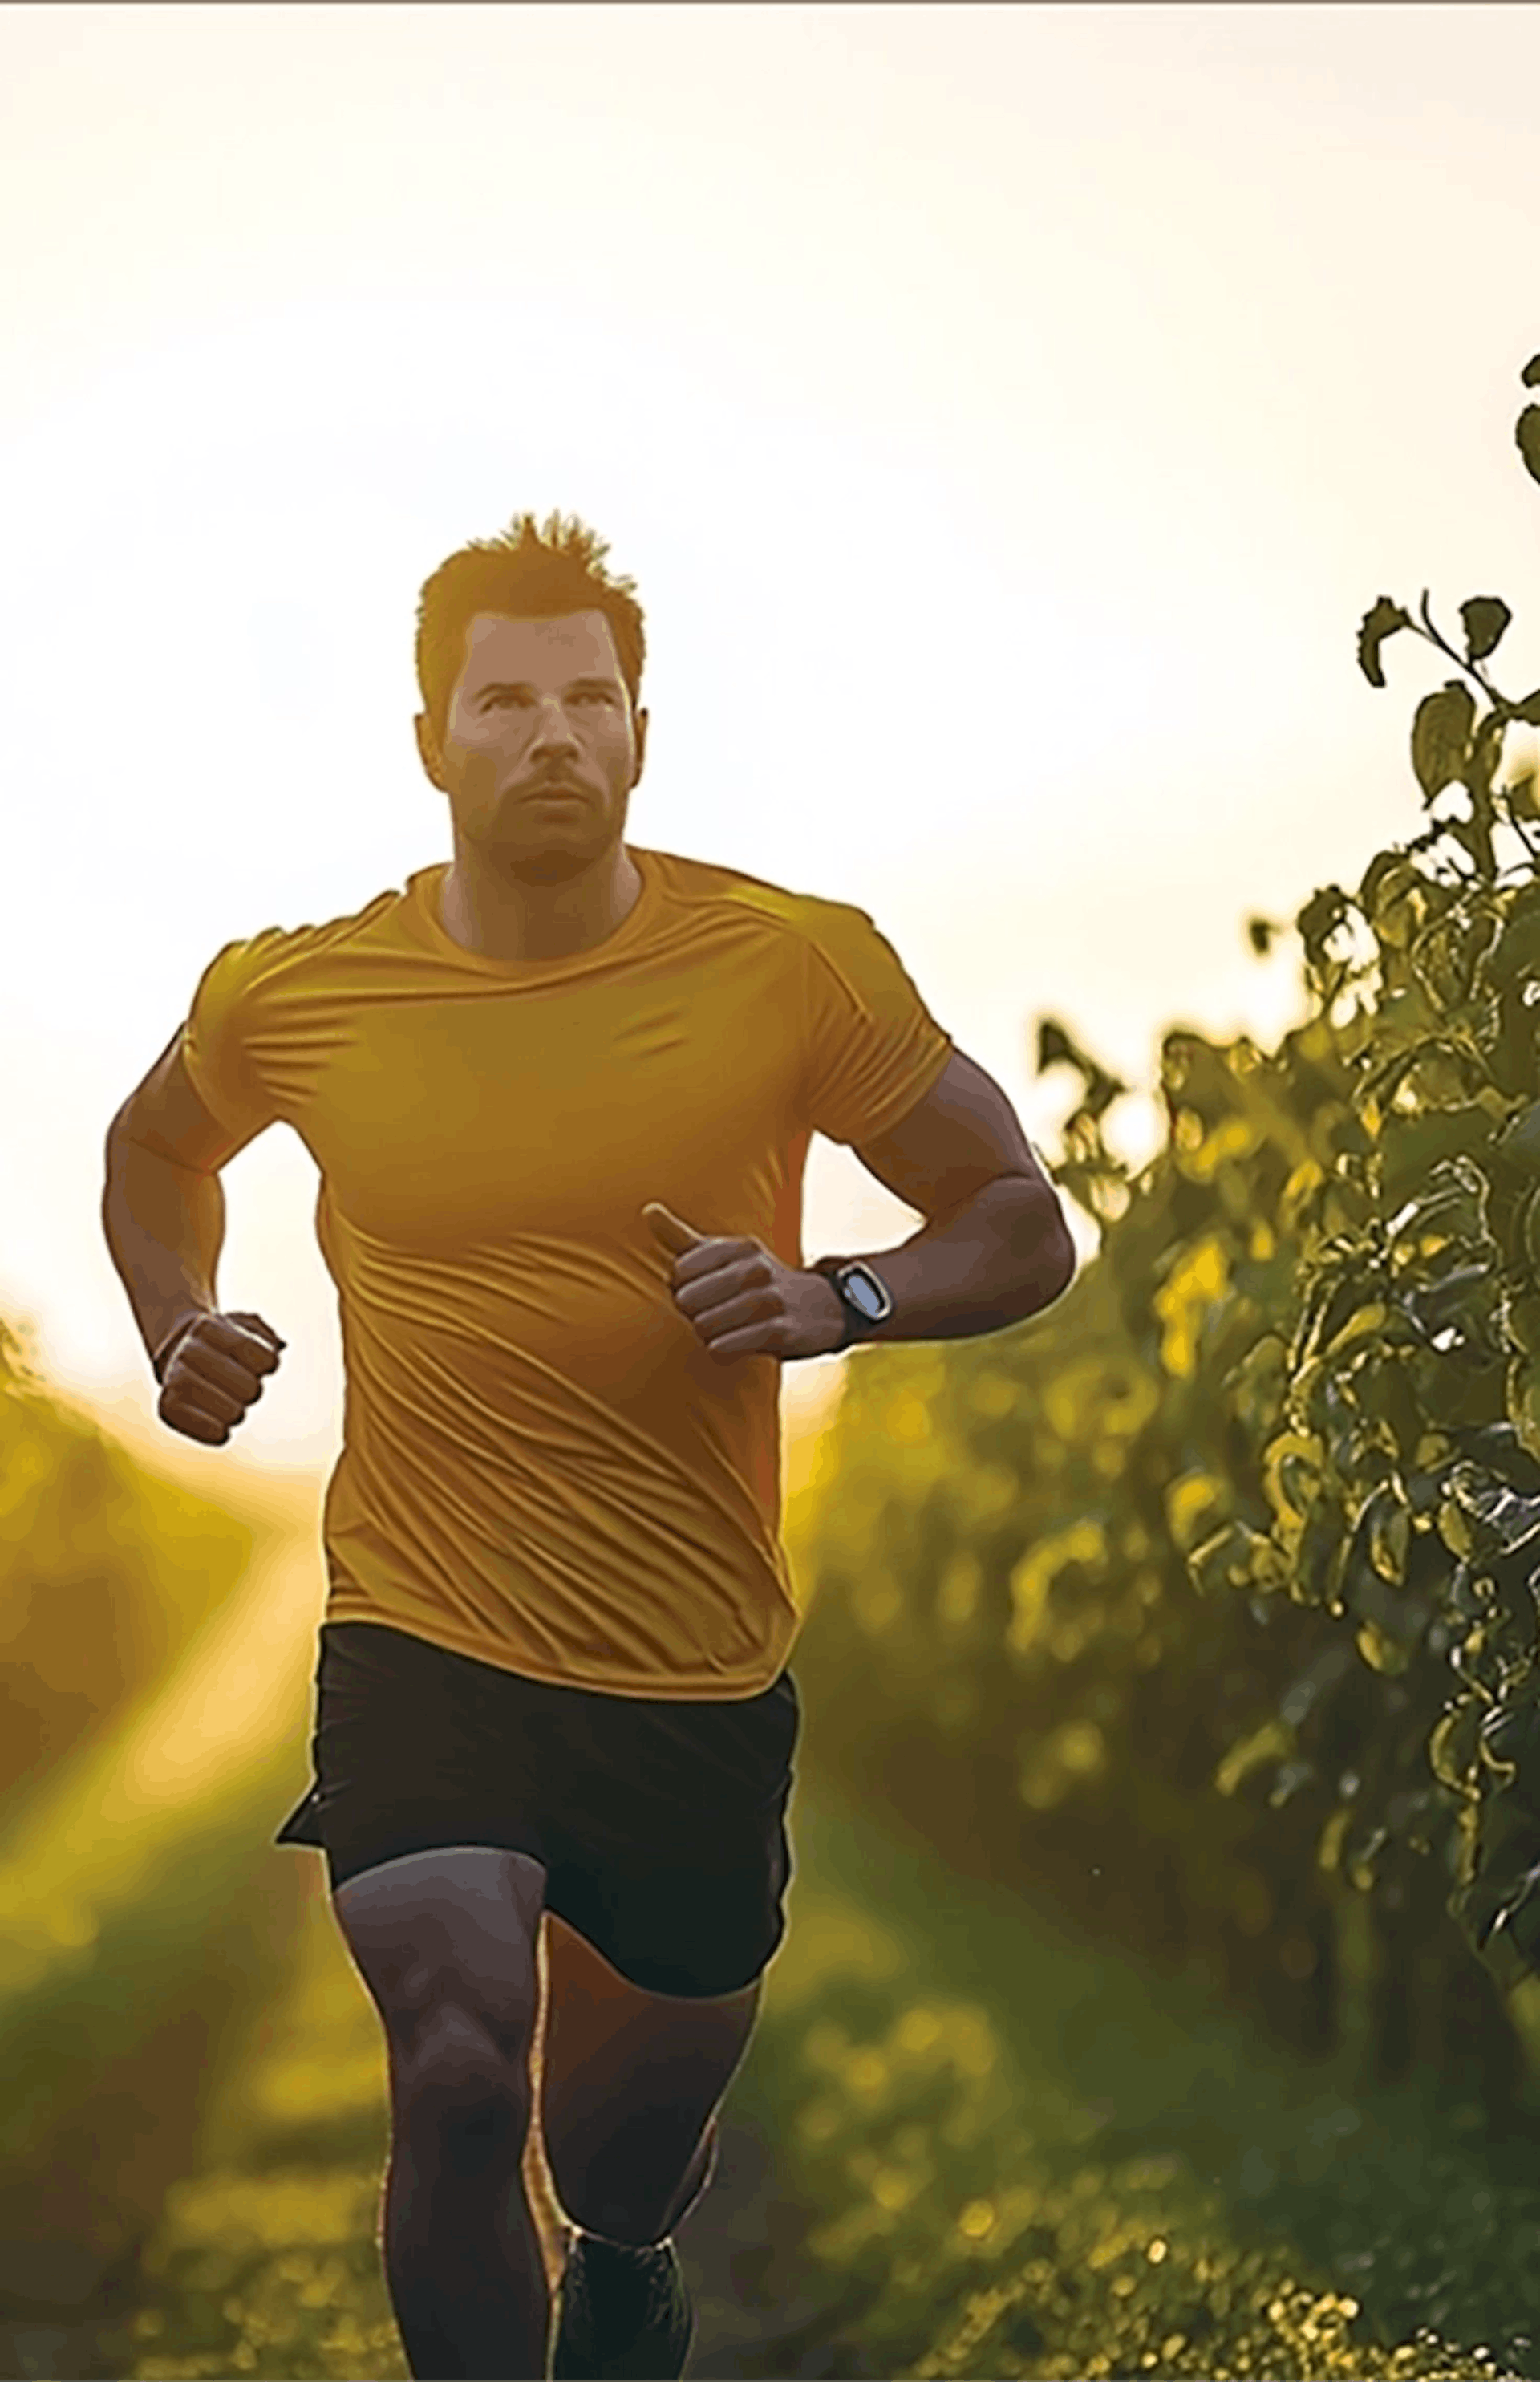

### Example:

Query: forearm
xmin=831 ymin=1175 xmax=1076 ymax=1346
xmin=102 ymin=1128 xmax=224 ymax=1368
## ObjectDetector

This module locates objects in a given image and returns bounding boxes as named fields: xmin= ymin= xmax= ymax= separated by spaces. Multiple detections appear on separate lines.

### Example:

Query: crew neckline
xmin=410 ymin=847 xmax=659 ymax=977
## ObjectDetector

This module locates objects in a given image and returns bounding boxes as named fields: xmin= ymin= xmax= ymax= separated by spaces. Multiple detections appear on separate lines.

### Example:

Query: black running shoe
xmin=549 ymin=2228 xmax=695 ymax=2380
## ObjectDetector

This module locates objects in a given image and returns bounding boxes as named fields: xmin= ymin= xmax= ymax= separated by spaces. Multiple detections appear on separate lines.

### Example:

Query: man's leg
xmin=522 ymin=1917 xmax=573 ymax=2299
xmin=332 ymin=1845 xmax=551 ymax=2382
xmin=538 ymin=1910 xmax=762 ymax=2246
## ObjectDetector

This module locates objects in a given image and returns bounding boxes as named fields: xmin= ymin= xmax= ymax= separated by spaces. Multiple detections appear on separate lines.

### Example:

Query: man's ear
xmin=414 ymin=711 xmax=446 ymax=790
xmin=632 ymin=706 xmax=649 ymax=785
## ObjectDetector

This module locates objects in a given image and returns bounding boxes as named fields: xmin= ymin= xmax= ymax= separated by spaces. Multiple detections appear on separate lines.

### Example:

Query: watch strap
xmin=809 ymin=1256 xmax=857 ymax=1351
xmin=809 ymin=1255 xmax=894 ymax=1350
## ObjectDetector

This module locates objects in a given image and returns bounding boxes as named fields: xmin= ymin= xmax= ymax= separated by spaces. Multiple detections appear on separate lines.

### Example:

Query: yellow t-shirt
xmin=180 ymin=846 xmax=953 ymax=1699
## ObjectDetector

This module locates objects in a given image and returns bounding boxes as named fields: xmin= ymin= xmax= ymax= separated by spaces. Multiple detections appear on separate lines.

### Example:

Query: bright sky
xmin=5 ymin=2 xmax=1540 ymax=1479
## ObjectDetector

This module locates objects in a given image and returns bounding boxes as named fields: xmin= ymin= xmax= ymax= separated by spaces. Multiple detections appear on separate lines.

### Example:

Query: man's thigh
xmin=332 ymin=1844 xmax=548 ymax=2071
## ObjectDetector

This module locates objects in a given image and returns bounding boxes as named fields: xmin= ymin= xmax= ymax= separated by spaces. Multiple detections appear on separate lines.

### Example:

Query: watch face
xmin=845 ymin=1267 xmax=888 ymax=1320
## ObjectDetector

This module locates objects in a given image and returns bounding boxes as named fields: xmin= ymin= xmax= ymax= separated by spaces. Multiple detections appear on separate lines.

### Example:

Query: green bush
xmin=792 ymin=348 xmax=1540 ymax=2111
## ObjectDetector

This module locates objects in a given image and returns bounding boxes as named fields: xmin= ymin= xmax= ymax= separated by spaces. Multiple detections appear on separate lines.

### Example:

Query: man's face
xmin=415 ymin=609 xmax=646 ymax=883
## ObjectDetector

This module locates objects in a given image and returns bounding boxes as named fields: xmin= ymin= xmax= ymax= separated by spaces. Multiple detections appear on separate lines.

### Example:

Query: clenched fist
xmin=155 ymin=1309 xmax=286 ymax=1446
xmin=642 ymin=1202 xmax=846 ymax=1361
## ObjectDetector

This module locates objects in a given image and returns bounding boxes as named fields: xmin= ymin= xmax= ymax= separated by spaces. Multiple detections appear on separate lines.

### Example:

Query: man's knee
xmin=397 ymin=2003 xmax=536 ymax=2171
xmin=331 ymin=1846 xmax=546 ymax=2160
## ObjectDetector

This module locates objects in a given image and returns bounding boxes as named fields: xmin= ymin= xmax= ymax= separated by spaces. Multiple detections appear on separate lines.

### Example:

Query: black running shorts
xmin=275 ymin=1621 xmax=800 ymax=1999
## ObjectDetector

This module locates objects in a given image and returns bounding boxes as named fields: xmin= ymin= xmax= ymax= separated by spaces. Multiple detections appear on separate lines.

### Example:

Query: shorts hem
xmin=318 ymin=1612 xmax=796 ymax=1703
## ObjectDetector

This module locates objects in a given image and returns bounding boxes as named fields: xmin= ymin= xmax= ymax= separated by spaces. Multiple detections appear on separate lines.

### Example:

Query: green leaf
xmin=1444 ymin=1463 xmax=1540 ymax=1556
xmin=1357 ymin=595 xmax=1412 ymax=688
xmin=1510 ymin=689 xmax=1540 ymax=727
xmin=1036 ymin=1019 xmax=1077 ymax=1074
xmin=1486 ymin=895 xmax=1540 ymax=988
xmin=1518 ymin=405 xmax=1540 ymax=489
xmin=1380 ymin=1107 xmax=1494 ymax=1211
xmin=1411 ymin=680 xmax=1477 ymax=802
xmin=1497 ymin=1099 xmax=1540 ymax=1175
xmin=1358 ymin=851 xmax=1433 ymax=952
xmin=1296 ymin=883 xmax=1352 ymax=965
xmin=1246 ymin=916 xmax=1275 ymax=956
xmin=1457 ymin=1839 xmax=1540 ymax=1958
xmin=1481 ymin=1697 xmax=1540 ymax=1804
xmin=1523 ymin=355 xmax=1540 ymax=391
xmin=1460 ymin=596 xmax=1513 ymax=663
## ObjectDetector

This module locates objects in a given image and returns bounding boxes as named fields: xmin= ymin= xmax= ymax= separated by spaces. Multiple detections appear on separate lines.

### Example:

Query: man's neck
xmin=439 ymin=846 xmax=642 ymax=964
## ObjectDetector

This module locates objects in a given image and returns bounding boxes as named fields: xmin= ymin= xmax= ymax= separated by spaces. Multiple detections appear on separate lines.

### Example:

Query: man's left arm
xmin=820 ymin=1048 xmax=1078 ymax=1345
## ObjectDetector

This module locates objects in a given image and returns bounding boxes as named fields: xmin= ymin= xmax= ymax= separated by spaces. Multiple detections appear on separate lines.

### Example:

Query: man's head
xmin=414 ymin=511 xmax=648 ymax=886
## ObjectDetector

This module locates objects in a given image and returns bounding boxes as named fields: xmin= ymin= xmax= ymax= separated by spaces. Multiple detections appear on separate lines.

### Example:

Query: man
xmin=101 ymin=509 xmax=1076 ymax=2382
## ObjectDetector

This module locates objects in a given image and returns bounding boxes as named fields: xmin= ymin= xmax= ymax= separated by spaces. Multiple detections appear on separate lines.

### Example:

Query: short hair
xmin=415 ymin=509 xmax=646 ymax=743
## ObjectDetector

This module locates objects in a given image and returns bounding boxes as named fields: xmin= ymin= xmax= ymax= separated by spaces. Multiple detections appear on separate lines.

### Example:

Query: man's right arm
xmin=102 ymin=1134 xmax=225 ymax=1375
xmin=102 ymin=1029 xmax=270 ymax=1376
xmin=103 ymin=1030 xmax=286 ymax=1444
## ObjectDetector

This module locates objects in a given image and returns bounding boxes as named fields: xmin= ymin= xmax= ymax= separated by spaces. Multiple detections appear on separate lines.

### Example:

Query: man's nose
xmin=529 ymin=697 xmax=582 ymax=747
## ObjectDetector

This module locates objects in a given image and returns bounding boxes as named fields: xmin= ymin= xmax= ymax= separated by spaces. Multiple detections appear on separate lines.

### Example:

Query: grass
xmin=730 ymin=1774 xmax=1540 ymax=2380
xmin=106 ymin=1869 xmax=406 ymax=2382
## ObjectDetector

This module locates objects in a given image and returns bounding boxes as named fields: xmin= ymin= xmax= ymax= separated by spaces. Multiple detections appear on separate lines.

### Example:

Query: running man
xmin=102 ymin=510 xmax=1076 ymax=2381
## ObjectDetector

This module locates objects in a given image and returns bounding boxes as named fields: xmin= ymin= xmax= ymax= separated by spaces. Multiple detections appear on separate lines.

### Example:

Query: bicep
xmin=853 ymin=1048 xmax=1055 ymax=1222
xmin=108 ymin=1029 xmax=264 ymax=1174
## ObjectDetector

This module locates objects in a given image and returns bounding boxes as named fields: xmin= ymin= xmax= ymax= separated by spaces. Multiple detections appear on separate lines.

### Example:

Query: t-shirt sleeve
xmin=180 ymin=930 xmax=287 ymax=1145
xmin=799 ymin=899 xmax=954 ymax=1146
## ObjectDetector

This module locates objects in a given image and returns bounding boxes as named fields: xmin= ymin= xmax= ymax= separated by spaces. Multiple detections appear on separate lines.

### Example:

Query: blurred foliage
xmin=776 ymin=1985 xmax=1523 ymax=2380
xmin=0 ymin=1313 xmax=255 ymax=1814
xmin=120 ymin=1895 xmax=406 ymax=2382
xmin=792 ymin=349 xmax=1540 ymax=2110
xmin=0 ymin=1314 xmax=315 ymax=2348
xmin=0 ymin=1627 xmax=311 ymax=2343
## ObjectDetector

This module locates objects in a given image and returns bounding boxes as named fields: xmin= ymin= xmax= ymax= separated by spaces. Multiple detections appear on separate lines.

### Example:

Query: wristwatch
xmin=810 ymin=1256 xmax=895 ymax=1351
